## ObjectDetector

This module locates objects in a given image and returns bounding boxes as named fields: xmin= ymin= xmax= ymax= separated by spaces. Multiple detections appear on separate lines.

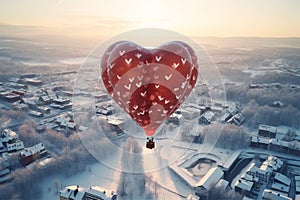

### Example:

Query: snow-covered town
xmin=0 ymin=11 xmax=300 ymax=199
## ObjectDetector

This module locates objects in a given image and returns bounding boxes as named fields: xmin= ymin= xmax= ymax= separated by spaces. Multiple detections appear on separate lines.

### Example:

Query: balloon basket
xmin=146 ymin=137 xmax=155 ymax=149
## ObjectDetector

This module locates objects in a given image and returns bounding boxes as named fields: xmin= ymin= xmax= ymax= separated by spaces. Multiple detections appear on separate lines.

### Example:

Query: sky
xmin=0 ymin=0 xmax=300 ymax=39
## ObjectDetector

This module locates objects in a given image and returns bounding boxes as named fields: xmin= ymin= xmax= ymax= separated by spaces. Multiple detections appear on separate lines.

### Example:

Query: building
xmin=258 ymin=124 xmax=277 ymax=138
xmin=271 ymin=182 xmax=290 ymax=194
xmin=246 ymin=156 xmax=282 ymax=183
xmin=19 ymin=143 xmax=47 ymax=165
xmin=39 ymin=95 xmax=52 ymax=105
xmin=107 ymin=116 xmax=125 ymax=135
xmin=167 ymin=112 xmax=182 ymax=125
xmin=186 ymin=193 xmax=198 ymax=200
xmin=1 ymin=129 xmax=24 ymax=152
xmin=251 ymin=135 xmax=300 ymax=156
xmin=24 ymin=78 xmax=42 ymax=86
xmin=7 ymin=140 xmax=24 ymax=152
xmin=262 ymin=189 xmax=292 ymax=200
xmin=181 ymin=107 xmax=201 ymax=120
xmin=227 ymin=113 xmax=245 ymax=126
xmin=59 ymin=185 xmax=117 ymax=200
xmin=0 ymin=155 xmax=11 ymax=184
xmin=295 ymin=176 xmax=300 ymax=194
xmin=20 ymin=97 xmax=38 ymax=110
xmin=96 ymin=105 xmax=115 ymax=116
xmin=1 ymin=92 xmax=21 ymax=102
xmin=1 ymin=129 xmax=18 ymax=143
xmin=234 ymin=171 xmax=259 ymax=196
xmin=53 ymin=97 xmax=71 ymax=105
xmin=196 ymin=167 xmax=224 ymax=190
xmin=199 ymin=111 xmax=215 ymax=125
xmin=274 ymin=173 xmax=291 ymax=186
xmin=234 ymin=179 xmax=254 ymax=194
xmin=37 ymin=106 xmax=50 ymax=114
xmin=29 ymin=110 xmax=44 ymax=118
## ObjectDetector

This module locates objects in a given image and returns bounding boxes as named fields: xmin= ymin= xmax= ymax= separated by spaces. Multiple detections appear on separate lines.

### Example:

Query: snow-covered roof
xmin=251 ymin=136 xmax=270 ymax=144
xmin=59 ymin=185 xmax=85 ymax=199
xmin=186 ymin=193 xmax=198 ymax=200
xmin=262 ymin=189 xmax=292 ymax=200
xmin=259 ymin=124 xmax=277 ymax=133
xmin=271 ymin=182 xmax=290 ymax=193
xmin=20 ymin=143 xmax=46 ymax=157
xmin=1 ymin=129 xmax=18 ymax=142
xmin=195 ymin=167 xmax=224 ymax=190
xmin=59 ymin=185 xmax=116 ymax=200
xmin=271 ymin=139 xmax=289 ymax=148
xmin=85 ymin=186 xmax=116 ymax=199
xmin=274 ymin=173 xmax=291 ymax=186
xmin=243 ymin=196 xmax=254 ymax=200
xmin=200 ymin=111 xmax=215 ymax=121
xmin=234 ymin=179 xmax=254 ymax=191
xmin=107 ymin=117 xmax=125 ymax=126
xmin=241 ymin=173 xmax=259 ymax=182
xmin=216 ymin=179 xmax=229 ymax=190
xmin=169 ymin=162 xmax=198 ymax=188
xmin=295 ymin=177 xmax=300 ymax=192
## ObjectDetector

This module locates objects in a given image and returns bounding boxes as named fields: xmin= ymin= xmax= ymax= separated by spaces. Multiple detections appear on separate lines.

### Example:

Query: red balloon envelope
xmin=101 ymin=41 xmax=198 ymax=136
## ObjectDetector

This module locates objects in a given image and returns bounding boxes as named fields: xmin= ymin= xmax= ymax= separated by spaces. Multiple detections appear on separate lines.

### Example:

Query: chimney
xmin=74 ymin=188 xmax=78 ymax=197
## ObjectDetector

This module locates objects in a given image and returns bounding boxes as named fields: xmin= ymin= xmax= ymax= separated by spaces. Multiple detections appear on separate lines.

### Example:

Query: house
xmin=59 ymin=185 xmax=117 ymax=200
xmin=107 ymin=117 xmax=125 ymax=135
xmin=272 ymin=101 xmax=284 ymax=108
xmin=53 ymin=97 xmax=71 ymax=105
xmin=12 ymin=90 xmax=26 ymax=96
xmin=210 ymin=106 xmax=223 ymax=114
xmin=20 ymin=97 xmax=38 ymax=110
xmin=1 ymin=129 xmax=18 ymax=143
xmin=20 ymin=143 xmax=47 ymax=165
xmin=227 ymin=113 xmax=245 ymax=126
xmin=249 ymin=84 xmax=261 ymax=89
xmin=94 ymin=92 xmax=109 ymax=102
xmin=39 ymin=95 xmax=52 ymax=105
xmin=1 ymin=129 xmax=24 ymax=152
xmin=226 ymin=103 xmax=240 ymax=115
xmin=7 ymin=140 xmax=24 ymax=152
xmin=5 ymin=82 xmax=28 ymax=89
xmin=29 ymin=110 xmax=44 ymax=118
xmin=3 ymin=93 xmax=21 ymax=102
xmin=96 ymin=105 xmax=115 ymax=116
xmin=181 ymin=107 xmax=201 ymax=120
xmin=219 ymin=112 xmax=232 ymax=123
xmin=199 ymin=111 xmax=215 ymax=125
xmin=24 ymin=78 xmax=42 ymax=86
xmin=258 ymin=124 xmax=277 ymax=138
xmin=167 ymin=112 xmax=182 ymax=125
xmin=37 ymin=106 xmax=50 ymax=114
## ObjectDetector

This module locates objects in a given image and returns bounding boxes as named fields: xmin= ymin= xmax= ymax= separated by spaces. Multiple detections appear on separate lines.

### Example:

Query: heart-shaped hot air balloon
xmin=101 ymin=41 xmax=198 ymax=141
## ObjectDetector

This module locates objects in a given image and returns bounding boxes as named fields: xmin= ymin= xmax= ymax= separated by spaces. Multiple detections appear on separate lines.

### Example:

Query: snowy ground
xmin=40 ymin=161 xmax=194 ymax=200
